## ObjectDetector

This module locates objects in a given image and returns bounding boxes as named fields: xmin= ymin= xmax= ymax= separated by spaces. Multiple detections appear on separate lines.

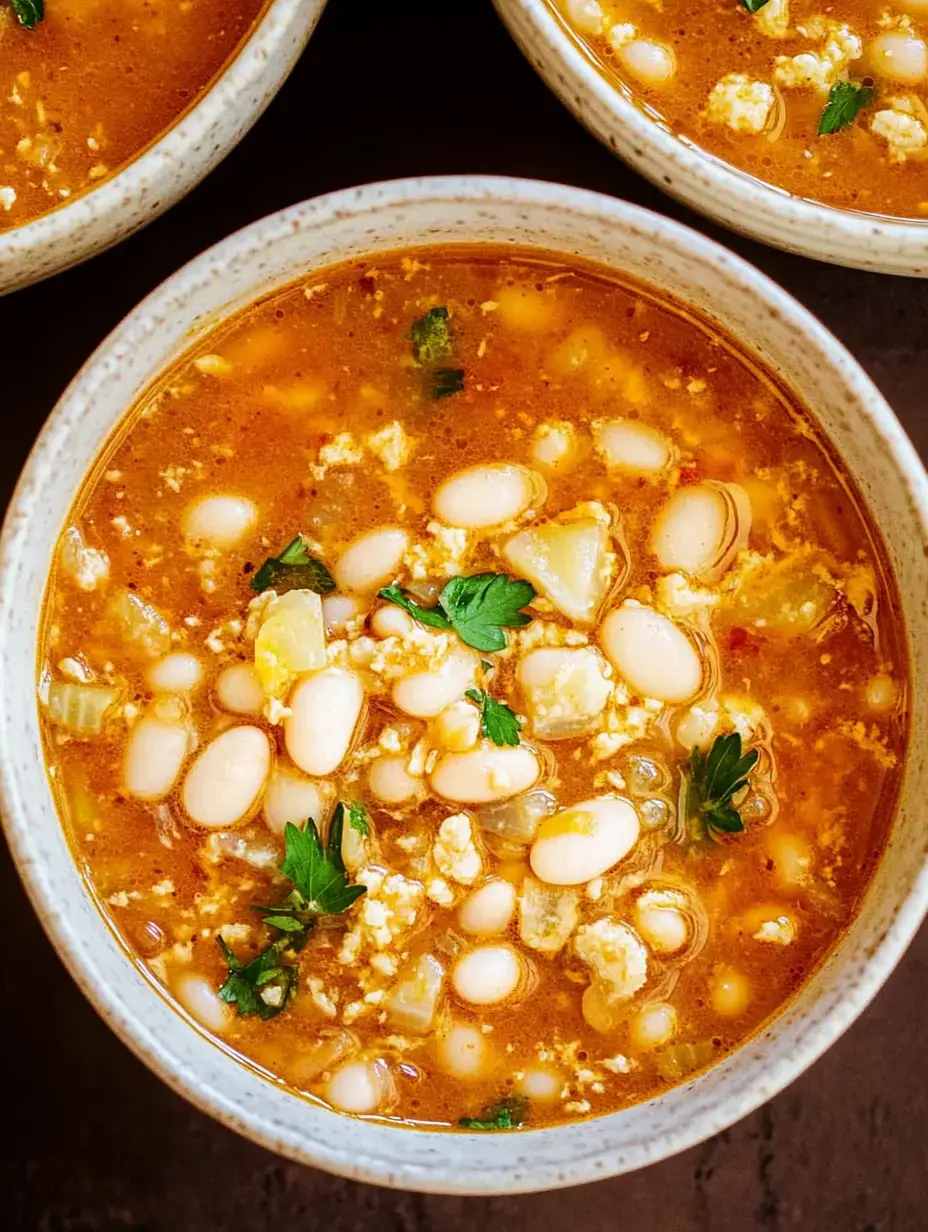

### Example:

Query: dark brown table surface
xmin=2 ymin=2 xmax=926 ymax=1228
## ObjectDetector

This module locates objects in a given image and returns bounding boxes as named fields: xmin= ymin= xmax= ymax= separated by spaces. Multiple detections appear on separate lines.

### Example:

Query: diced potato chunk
xmin=503 ymin=504 xmax=617 ymax=624
xmin=383 ymin=953 xmax=445 ymax=1034
xmin=254 ymin=589 xmax=326 ymax=702
xmin=518 ymin=876 xmax=580 ymax=954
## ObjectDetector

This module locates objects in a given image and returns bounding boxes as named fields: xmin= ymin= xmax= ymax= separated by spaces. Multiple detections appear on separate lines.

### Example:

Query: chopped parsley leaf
xmin=217 ymin=936 xmax=298 ymax=1021
xmin=410 ymin=306 xmax=453 ymax=365
xmin=10 ymin=0 xmax=44 ymax=29
xmin=818 ymin=81 xmax=875 ymax=136
xmin=458 ymin=1095 xmax=528 ymax=1131
xmin=250 ymin=534 xmax=335 ymax=595
xmin=431 ymin=367 xmax=465 ymax=400
xmin=346 ymin=800 xmax=370 ymax=838
xmin=465 ymin=688 xmax=522 ymax=747
xmin=253 ymin=814 xmax=366 ymax=937
xmin=379 ymin=572 xmax=535 ymax=653
xmin=739 ymin=0 xmax=771 ymax=11
xmin=683 ymin=731 xmax=759 ymax=842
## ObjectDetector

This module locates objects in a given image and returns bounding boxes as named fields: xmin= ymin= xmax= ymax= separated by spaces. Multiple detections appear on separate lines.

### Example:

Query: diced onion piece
xmin=147 ymin=652 xmax=203 ymax=694
xmin=392 ymin=645 xmax=478 ymax=718
xmin=650 ymin=483 xmax=751 ymax=581
xmin=123 ymin=716 xmax=189 ymax=800
xmin=432 ymin=464 xmax=543 ymax=529
xmin=430 ymin=744 xmax=540 ymax=804
xmin=285 ymin=668 xmax=364 ymax=776
xmin=452 ymin=944 xmax=524 ymax=1005
xmin=334 ymin=527 xmax=409 ymax=593
xmin=530 ymin=795 xmax=639 ymax=886
xmin=106 ymin=590 xmax=172 ymax=660
xmin=383 ymin=953 xmax=445 ymax=1033
xmin=518 ymin=876 xmax=580 ymax=953
xmin=263 ymin=763 xmax=332 ymax=835
xmin=325 ymin=1059 xmax=393 ymax=1115
xmin=174 ymin=972 xmax=232 ymax=1033
xmin=254 ymin=589 xmax=326 ymax=702
xmin=594 ymin=419 xmax=673 ymax=473
xmin=45 ymin=680 xmax=120 ymax=736
xmin=599 ymin=603 xmax=702 ymax=702
xmin=182 ymin=494 xmax=257 ymax=551
xmin=182 ymin=725 xmax=271 ymax=828
xmin=58 ymin=525 xmax=109 ymax=591
xmin=290 ymin=1028 xmax=358 ymax=1087
xmin=458 ymin=879 xmax=517 ymax=936
xmin=475 ymin=789 xmax=557 ymax=844
xmin=655 ymin=1040 xmax=715 ymax=1082
xmin=436 ymin=1022 xmax=491 ymax=1079
xmin=215 ymin=662 xmax=265 ymax=715
xmin=503 ymin=505 xmax=617 ymax=624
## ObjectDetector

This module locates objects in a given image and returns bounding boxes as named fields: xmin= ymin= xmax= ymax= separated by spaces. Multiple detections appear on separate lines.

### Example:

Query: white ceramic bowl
xmin=1 ymin=176 xmax=926 ymax=1193
xmin=494 ymin=0 xmax=928 ymax=276
xmin=0 ymin=0 xmax=327 ymax=296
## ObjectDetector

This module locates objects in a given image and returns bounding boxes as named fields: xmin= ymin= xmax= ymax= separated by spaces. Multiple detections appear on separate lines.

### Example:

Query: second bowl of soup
xmin=2 ymin=176 xmax=927 ymax=1191
xmin=496 ymin=0 xmax=928 ymax=273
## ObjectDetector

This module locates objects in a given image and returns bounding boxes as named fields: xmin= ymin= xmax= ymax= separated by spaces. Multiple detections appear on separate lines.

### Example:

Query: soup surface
xmin=553 ymin=0 xmax=928 ymax=218
xmin=39 ymin=246 xmax=907 ymax=1131
xmin=0 ymin=0 xmax=266 ymax=231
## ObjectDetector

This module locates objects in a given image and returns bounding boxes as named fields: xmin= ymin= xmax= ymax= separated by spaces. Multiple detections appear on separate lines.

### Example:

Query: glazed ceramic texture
xmin=0 ymin=0 xmax=327 ymax=297
xmin=1 ymin=178 xmax=926 ymax=1193
xmin=494 ymin=0 xmax=928 ymax=276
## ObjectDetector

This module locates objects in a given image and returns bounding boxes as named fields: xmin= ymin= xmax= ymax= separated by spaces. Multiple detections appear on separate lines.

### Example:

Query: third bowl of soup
xmin=2 ymin=176 xmax=927 ymax=1191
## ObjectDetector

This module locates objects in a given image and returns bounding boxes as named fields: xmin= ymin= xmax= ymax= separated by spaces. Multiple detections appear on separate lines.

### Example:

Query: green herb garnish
xmin=379 ymin=572 xmax=535 ymax=653
xmin=465 ymin=688 xmax=522 ymax=747
xmin=818 ymin=81 xmax=875 ymax=136
xmin=217 ymin=936 xmax=299 ymax=1021
xmin=684 ymin=732 xmax=759 ymax=841
xmin=411 ymin=307 xmax=453 ymax=365
xmin=346 ymin=800 xmax=370 ymax=838
xmin=250 ymin=534 xmax=335 ymax=595
xmin=458 ymin=1095 xmax=528 ymax=1131
xmin=739 ymin=0 xmax=771 ymax=12
xmin=10 ymin=0 xmax=44 ymax=30
xmin=431 ymin=367 xmax=465 ymax=400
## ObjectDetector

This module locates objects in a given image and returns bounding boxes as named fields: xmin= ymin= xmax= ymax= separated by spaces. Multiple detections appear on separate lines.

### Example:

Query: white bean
xmin=710 ymin=967 xmax=751 ymax=1017
xmin=634 ymin=891 xmax=689 ymax=954
xmin=430 ymin=744 xmax=540 ymax=803
xmin=452 ymin=944 xmax=523 ymax=1005
xmin=629 ymin=1002 xmax=678 ymax=1051
xmin=182 ymin=725 xmax=270 ymax=828
xmin=516 ymin=1067 xmax=563 ymax=1102
xmin=870 ymin=32 xmax=928 ymax=83
xmin=285 ymin=668 xmax=364 ymax=776
xmin=123 ymin=716 xmax=190 ymax=801
xmin=147 ymin=652 xmax=203 ymax=694
xmin=599 ymin=604 xmax=702 ymax=702
xmin=650 ymin=483 xmax=750 ymax=579
xmin=594 ymin=419 xmax=672 ymax=472
xmin=432 ymin=464 xmax=543 ymax=529
xmin=322 ymin=593 xmax=366 ymax=635
xmin=325 ymin=1059 xmax=392 ymax=1114
xmin=181 ymin=494 xmax=257 ymax=550
xmin=865 ymin=673 xmax=898 ymax=712
xmin=371 ymin=603 xmax=415 ymax=639
xmin=458 ymin=879 xmax=517 ymax=936
xmin=566 ymin=0 xmax=604 ymax=34
xmin=263 ymin=764 xmax=331 ymax=835
xmin=174 ymin=971 xmax=232 ymax=1033
xmin=392 ymin=645 xmax=478 ymax=718
xmin=215 ymin=662 xmax=265 ymax=715
xmin=619 ymin=39 xmax=676 ymax=86
xmin=368 ymin=755 xmax=422 ymax=805
xmin=530 ymin=795 xmax=639 ymax=886
xmin=334 ymin=527 xmax=409 ymax=593
xmin=437 ymin=1022 xmax=491 ymax=1079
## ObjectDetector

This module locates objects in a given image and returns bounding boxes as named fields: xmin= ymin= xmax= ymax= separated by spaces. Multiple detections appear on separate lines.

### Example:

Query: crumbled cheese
xmin=564 ymin=1099 xmax=592 ymax=1114
xmin=193 ymin=353 xmax=232 ymax=377
xmin=755 ymin=0 xmax=790 ymax=39
xmin=307 ymin=977 xmax=339 ymax=1018
xmin=522 ymin=646 xmax=612 ymax=740
xmin=574 ymin=917 xmax=648 ymax=1002
xmin=590 ymin=684 xmax=660 ymax=762
xmin=531 ymin=420 xmax=577 ymax=471
xmin=57 ymin=656 xmax=93 ymax=684
xmin=311 ymin=432 xmax=364 ymax=478
xmin=607 ymin=22 xmax=637 ymax=51
xmin=151 ymin=879 xmax=175 ymax=897
xmin=753 ymin=916 xmax=796 ymax=945
xmin=426 ymin=876 xmax=456 ymax=906
xmin=706 ymin=73 xmax=775 ymax=133
xmin=655 ymin=572 xmax=720 ymax=620
xmin=217 ymin=922 xmax=252 ymax=944
xmin=432 ymin=813 xmax=483 ymax=885
xmin=774 ymin=20 xmax=862 ymax=91
xmin=838 ymin=720 xmax=898 ymax=768
xmin=871 ymin=98 xmax=928 ymax=163
xmin=513 ymin=619 xmax=589 ymax=651
xmin=58 ymin=526 xmax=110 ymax=592
xmin=338 ymin=866 xmax=425 ymax=963
xmin=601 ymin=1053 xmax=633 ymax=1075
xmin=404 ymin=521 xmax=471 ymax=580
xmin=367 ymin=420 xmax=412 ymax=471
xmin=0 ymin=186 xmax=15 ymax=211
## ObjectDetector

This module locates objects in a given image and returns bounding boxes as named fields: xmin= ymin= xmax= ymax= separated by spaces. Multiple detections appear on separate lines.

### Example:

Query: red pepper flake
xmin=677 ymin=465 xmax=700 ymax=486
xmin=728 ymin=626 xmax=760 ymax=654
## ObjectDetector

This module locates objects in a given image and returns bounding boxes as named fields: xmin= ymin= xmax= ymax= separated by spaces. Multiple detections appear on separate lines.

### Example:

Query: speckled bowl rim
xmin=1 ymin=176 xmax=927 ymax=1193
xmin=494 ymin=0 xmax=928 ymax=275
xmin=0 ymin=0 xmax=327 ymax=296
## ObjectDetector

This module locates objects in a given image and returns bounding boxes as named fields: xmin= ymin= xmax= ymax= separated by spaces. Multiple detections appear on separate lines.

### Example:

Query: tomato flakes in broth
xmin=39 ymin=247 xmax=908 ymax=1130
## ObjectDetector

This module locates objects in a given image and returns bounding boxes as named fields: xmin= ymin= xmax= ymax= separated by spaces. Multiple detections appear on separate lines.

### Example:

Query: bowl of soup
xmin=1 ymin=175 xmax=926 ymax=1192
xmin=0 ymin=0 xmax=327 ymax=295
xmin=495 ymin=0 xmax=928 ymax=274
